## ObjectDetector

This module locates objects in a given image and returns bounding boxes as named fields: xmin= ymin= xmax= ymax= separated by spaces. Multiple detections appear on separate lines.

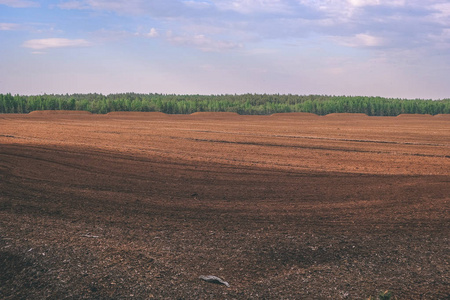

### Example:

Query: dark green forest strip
xmin=0 ymin=93 xmax=449 ymax=116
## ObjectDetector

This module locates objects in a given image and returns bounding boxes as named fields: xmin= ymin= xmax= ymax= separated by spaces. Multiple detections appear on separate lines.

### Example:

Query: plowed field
xmin=1 ymin=112 xmax=449 ymax=299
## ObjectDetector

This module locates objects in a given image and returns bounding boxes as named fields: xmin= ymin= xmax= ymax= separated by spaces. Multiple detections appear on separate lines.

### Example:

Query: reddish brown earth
xmin=1 ymin=112 xmax=449 ymax=299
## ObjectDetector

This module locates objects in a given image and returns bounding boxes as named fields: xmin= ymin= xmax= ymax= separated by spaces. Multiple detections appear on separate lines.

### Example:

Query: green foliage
xmin=0 ymin=93 xmax=449 ymax=116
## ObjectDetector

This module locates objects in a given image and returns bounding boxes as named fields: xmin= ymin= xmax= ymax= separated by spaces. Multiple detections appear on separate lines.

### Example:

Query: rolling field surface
xmin=1 ymin=112 xmax=449 ymax=299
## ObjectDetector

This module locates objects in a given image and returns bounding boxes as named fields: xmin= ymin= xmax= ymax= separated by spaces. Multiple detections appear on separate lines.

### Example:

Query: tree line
xmin=0 ymin=93 xmax=449 ymax=116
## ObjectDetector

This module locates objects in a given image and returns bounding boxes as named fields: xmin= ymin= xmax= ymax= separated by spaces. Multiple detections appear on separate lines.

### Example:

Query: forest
xmin=0 ymin=93 xmax=449 ymax=116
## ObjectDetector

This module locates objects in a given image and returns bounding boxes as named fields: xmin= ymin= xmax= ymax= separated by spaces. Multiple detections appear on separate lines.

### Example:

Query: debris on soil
xmin=199 ymin=275 xmax=230 ymax=287
xmin=81 ymin=233 xmax=99 ymax=238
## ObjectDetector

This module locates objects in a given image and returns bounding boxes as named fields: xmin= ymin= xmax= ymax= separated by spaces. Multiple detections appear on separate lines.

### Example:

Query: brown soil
xmin=434 ymin=114 xmax=450 ymax=119
xmin=106 ymin=112 xmax=168 ymax=118
xmin=28 ymin=110 xmax=92 ymax=115
xmin=324 ymin=113 xmax=368 ymax=118
xmin=270 ymin=112 xmax=318 ymax=118
xmin=1 ymin=113 xmax=449 ymax=299
xmin=396 ymin=114 xmax=433 ymax=118
xmin=190 ymin=112 xmax=240 ymax=119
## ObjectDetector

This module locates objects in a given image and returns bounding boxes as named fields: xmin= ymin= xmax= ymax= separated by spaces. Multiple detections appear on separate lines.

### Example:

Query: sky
xmin=1 ymin=0 xmax=449 ymax=99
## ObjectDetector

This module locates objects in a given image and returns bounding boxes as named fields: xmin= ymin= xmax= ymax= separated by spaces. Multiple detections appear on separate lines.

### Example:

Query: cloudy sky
xmin=1 ymin=0 xmax=449 ymax=98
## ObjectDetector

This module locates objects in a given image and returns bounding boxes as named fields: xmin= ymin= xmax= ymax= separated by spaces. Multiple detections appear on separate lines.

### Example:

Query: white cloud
xmin=348 ymin=0 xmax=380 ymax=7
xmin=0 ymin=0 xmax=39 ymax=8
xmin=83 ymin=0 xmax=170 ymax=15
xmin=57 ymin=0 xmax=142 ymax=14
xmin=52 ymin=0 xmax=450 ymax=56
xmin=167 ymin=32 xmax=241 ymax=52
xmin=0 ymin=23 xmax=20 ymax=30
xmin=0 ymin=22 xmax=63 ymax=34
xmin=216 ymin=0 xmax=290 ymax=14
xmin=347 ymin=0 xmax=407 ymax=7
xmin=338 ymin=33 xmax=385 ymax=47
xmin=57 ymin=1 xmax=89 ymax=10
xmin=431 ymin=2 xmax=450 ymax=26
xmin=146 ymin=28 xmax=159 ymax=38
xmin=428 ymin=28 xmax=450 ymax=50
xmin=85 ymin=0 xmax=134 ymax=12
xmin=354 ymin=33 xmax=384 ymax=47
xmin=22 ymin=38 xmax=91 ymax=49
xmin=183 ymin=1 xmax=212 ymax=9
xmin=57 ymin=0 xmax=197 ymax=17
